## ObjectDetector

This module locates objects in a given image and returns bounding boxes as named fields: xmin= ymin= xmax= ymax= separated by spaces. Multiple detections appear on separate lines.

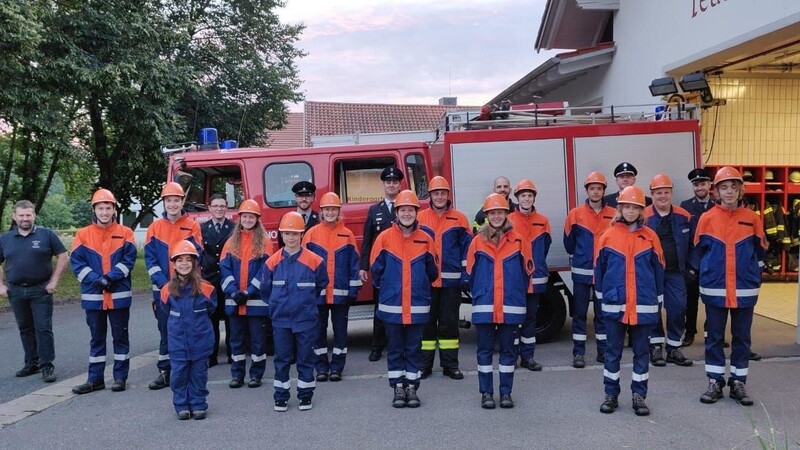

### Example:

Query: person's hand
xmin=233 ymin=290 xmax=248 ymax=306
xmin=93 ymin=276 xmax=112 ymax=291
xmin=359 ymin=270 xmax=369 ymax=283
xmin=0 ymin=284 xmax=7 ymax=298
xmin=45 ymin=280 xmax=57 ymax=294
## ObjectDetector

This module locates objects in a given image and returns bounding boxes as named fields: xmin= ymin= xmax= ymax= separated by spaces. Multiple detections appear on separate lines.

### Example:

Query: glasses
xmin=210 ymin=205 xmax=228 ymax=209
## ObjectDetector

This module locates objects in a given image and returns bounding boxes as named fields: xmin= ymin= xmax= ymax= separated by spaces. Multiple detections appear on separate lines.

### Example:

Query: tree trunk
xmin=0 ymin=126 xmax=18 ymax=227
xmin=19 ymin=132 xmax=33 ymax=201
xmin=35 ymin=145 xmax=62 ymax=213
xmin=131 ymin=201 xmax=158 ymax=230
xmin=88 ymin=92 xmax=112 ymax=190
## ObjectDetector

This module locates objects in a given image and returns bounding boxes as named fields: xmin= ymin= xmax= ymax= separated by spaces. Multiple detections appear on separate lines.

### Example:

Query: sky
xmin=278 ymin=0 xmax=558 ymax=111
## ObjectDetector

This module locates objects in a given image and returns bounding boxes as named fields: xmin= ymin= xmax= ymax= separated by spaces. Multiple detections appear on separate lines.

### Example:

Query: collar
xmin=14 ymin=225 xmax=37 ymax=236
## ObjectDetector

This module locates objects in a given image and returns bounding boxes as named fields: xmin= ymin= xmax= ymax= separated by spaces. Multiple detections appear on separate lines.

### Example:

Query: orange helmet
xmin=394 ymin=190 xmax=420 ymax=208
xmin=649 ymin=174 xmax=674 ymax=191
xmin=278 ymin=212 xmax=305 ymax=232
xmin=319 ymin=192 xmax=342 ymax=208
xmin=91 ymin=188 xmax=117 ymax=206
xmin=483 ymin=193 xmax=509 ymax=212
xmin=237 ymin=199 xmax=261 ymax=216
xmin=584 ymin=171 xmax=608 ymax=188
xmin=161 ymin=182 xmax=185 ymax=198
xmin=514 ymin=179 xmax=537 ymax=196
xmin=428 ymin=176 xmax=450 ymax=192
xmin=170 ymin=240 xmax=199 ymax=261
xmin=713 ymin=166 xmax=743 ymax=185
xmin=617 ymin=186 xmax=646 ymax=207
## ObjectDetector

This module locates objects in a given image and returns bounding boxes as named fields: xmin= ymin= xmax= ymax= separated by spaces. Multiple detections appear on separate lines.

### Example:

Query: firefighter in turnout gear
xmin=370 ymin=190 xmax=438 ymax=408
xmin=418 ymin=176 xmax=471 ymax=380
xmin=507 ymin=179 xmax=551 ymax=372
xmin=70 ymin=189 xmax=137 ymax=394
xmin=695 ymin=167 xmax=767 ymax=406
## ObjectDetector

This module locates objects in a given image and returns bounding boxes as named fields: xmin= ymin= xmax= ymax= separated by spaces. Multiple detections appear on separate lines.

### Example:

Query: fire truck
xmin=163 ymin=103 xmax=701 ymax=342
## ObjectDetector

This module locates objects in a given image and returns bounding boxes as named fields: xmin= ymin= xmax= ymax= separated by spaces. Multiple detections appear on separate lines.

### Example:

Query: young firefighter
xmin=644 ymin=174 xmax=694 ymax=367
xmin=563 ymin=172 xmax=615 ymax=368
xmin=370 ymin=190 xmax=438 ymax=408
xmin=418 ymin=176 xmax=471 ymax=380
xmin=303 ymin=193 xmax=362 ymax=382
xmin=219 ymin=199 xmax=275 ymax=388
xmin=695 ymin=167 xmax=767 ymax=406
xmin=595 ymin=186 xmax=665 ymax=417
xmin=160 ymin=240 xmax=216 ymax=420
xmin=70 ymin=189 xmax=137 ymax=394
xmin=507 ymin=179 xmax=551 ymax=372
xmin=467 ymin=193 xmax=532 ymax=409
xmin=145 ymin=182 xmax=203 ymax=390
xmin=261 ymin=212 xmax=328 ymax=412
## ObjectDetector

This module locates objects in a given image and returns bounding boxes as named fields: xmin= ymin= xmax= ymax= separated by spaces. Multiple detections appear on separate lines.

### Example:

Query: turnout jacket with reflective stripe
xmin=508 ymin=209 xmax=551 ymax=293
xmin=694 ymin=205 xmax=767 ymax=309
xmin=370 ymin=222 xmax=438 ymax=325
xmin=467 ymin=225 xmax=532 ymax=325
xmin=303 ymin=221 xmax=362 ymax=305
xmin=160 ymin=282 xmax=216 ymax=361
xmin=261 ymin=248 xmax=328 ymax=332
xmin=144 ymin=212 xmax=203 ymax=297
xmin=563 ymin=201 xmax=615 ymax=284
xmin=643 ymin=205 xmax=693 ymax=273
xmin=594 ymin=222 xmax=665 ymax=326
xmin=219 ymin=229 xmax=275 ymax=316
xmin=71 ymin=222 xmax=137 ymax=310
xmin=418 ymin=205 xmax=472 ymax=288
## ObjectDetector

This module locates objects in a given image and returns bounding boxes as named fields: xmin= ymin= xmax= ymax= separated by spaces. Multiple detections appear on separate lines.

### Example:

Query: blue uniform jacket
xmin=160 ymin=281 xmax=216 ymax=361
xmin=71 ymin=222 xmax=137 ymax=310
xmin=509 ymin=210 xmax=552 ymax=293
xmin=643 ymin=205 xmax=693 ymax=273
xmin=563 ymin=201 xmax=616 ymax=284
xmin=144 ymin=212 xmax=203 ymax=300
xmin=418 ymin=205 xmax=472 ymax=288
xmin=303 ymin=221 xmax=362 ymax=304
xmin=219 ymin=230 xmax=274 ymax=317
xmin=261 ymin=248 xmax=329 ymax=332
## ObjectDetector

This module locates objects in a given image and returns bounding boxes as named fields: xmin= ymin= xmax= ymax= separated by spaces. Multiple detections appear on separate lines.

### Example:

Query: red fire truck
xmin=164 ymin=103 xmax=701 ymax=342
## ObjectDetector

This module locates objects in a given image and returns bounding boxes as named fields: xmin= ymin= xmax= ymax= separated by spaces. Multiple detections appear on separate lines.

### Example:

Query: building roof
xmin=266 ymin=112 xmax=304 ymax=149
xmin=535 ymin=0 xmax=616 ymax=51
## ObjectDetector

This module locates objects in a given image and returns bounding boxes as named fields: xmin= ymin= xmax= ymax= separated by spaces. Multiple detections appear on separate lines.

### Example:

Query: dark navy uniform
xmin=278 ymin=181 xmax=320 ymax=248
xmin=201 ymin=218 xmax=234 ymax=363
xmin=604 ymin=162 xmax=653 ymax=208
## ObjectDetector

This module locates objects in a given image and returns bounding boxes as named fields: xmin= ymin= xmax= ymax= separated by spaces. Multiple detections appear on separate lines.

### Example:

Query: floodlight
xmin=649 ymin=77 xmax=679 ymax=96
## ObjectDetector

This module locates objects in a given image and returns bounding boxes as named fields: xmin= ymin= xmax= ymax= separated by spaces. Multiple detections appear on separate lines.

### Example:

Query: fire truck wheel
xmin=535 ymin=286 xmax=567 ymax=344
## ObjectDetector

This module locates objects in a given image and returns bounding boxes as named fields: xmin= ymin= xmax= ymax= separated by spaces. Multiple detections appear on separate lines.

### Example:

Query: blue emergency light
xmin=198 ymin=128 xmax=219 ymax=151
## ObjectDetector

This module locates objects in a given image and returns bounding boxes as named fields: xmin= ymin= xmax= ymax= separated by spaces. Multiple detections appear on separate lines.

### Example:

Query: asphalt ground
xmin=0 ymin=296 xmax=799 ymax=449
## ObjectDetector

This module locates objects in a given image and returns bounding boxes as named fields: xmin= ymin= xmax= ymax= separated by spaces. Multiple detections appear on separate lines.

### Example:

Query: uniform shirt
xmin=563 ymin=200 xmax=616 ymax=284
xmin=71 ymin=222 xmax=137 ymax=310
xmin=360 ymin=200 xmax=396 ymax=271
xmin=680 ymin=196 xmax=712 ymax=233
xmin=160 ymin=281 xmax=216 ymax=361
xmin=654 ymin=213 xmax=679 ymax=272
xmin=219 ymin=229 xmax=275 ymax=316
xmin=0 ymin=226 xmax=66 ymax=285
xmin=303 ymin=220 xmax=362 ymax=304
xmin=200 ymin=218 xmax=234 ymax=284
xmin=261 ymin=247 xmax=328 ymax=332
xmin=508 ymin=209 xmax=552 ymax=293
xmin=418 ymin=204 xmax=472 ymax=288
xmin=144 ymin=212 xmax=203 ymax=297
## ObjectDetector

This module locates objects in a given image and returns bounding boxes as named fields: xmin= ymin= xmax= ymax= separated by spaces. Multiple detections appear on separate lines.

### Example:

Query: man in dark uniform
xmin=201 ymin=193 xmax=235 ymax=366
xmin=361 ymin=166 xmax=403 ymax=361
xmin=604 ymin=162 xmax=653 ymax=208
xmin=472 ymin=176 xmax=518 ymax=233
xmin=278 ymin=181 xmax=320 ymax=248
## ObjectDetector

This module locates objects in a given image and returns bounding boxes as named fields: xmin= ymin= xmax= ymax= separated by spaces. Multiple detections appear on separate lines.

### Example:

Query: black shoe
xmin=111 ymin=379 xmax=126 ymax=392
xmin=274 ymin=400 xmax=288 ymax=412
xmin=299 ymin=398 xmax=313 ymax=411
xmin=700 ymin=378 xmax=725 ymax=404
xmin=749 ymin=351 xmax=762 ymax=361
xmin=329 ymin=372 xmax=342 ymax=382
xmin=15 ymin=364 xmax=40 ymax=377
xmin=666 ymin=348 xmax=693 ymax=366
xmin=600 ymin=395 xmax=618 ymax=414
xmin=41 ymin=365 xmax=56 ymax=383
xmin=229 ymin=378 xmax=244 ymax=389
xmin=729 ymin=380 xmax=753 ymax=406
xmin=520 ymin=357 xmax=542 ymax=371
xmin=316 ymin=372 xmax=329 ymax=382
xmin=148 ymin=371 xmax=169 ymax=390
xmin=192 ymin=410 xmax=207 ymax=420
xmin=632 ymin=393 xmax=650 ymax=416
xmin=596 ymin=353 xmax=606 ymax=364
xmin=177 ymin=410 xmax=191 ymax=420
xmin=420 ymin=368 xmax=432 ymax=379
xmin=481 ymin=393 xmax=496 ymax=409
xmin=368 ymin=349 xmax=383 ymax=362
xmin=405 ymin=386 xmax=420 ymax=408
xmin=72 ymin=380 xmax=105 ymax=395
xmin=208 ymin=356 xmax=218 ymax=368
xmin=443 ymin=367 xmax=465 ymax=379
xmin=573 ymin=355 xmax=585 ymax=369
xmin=499 ymin=394 xmax=514 ymax=409
xmin=248 ymin=378 xmax=262 ymax=388
xmin=392 ymin=386 xmax=407 ymax=408
xmin=681 ymin=334 xmax=695 ymax=347
xmin=650 ymin=345 xmax=666 ymax=367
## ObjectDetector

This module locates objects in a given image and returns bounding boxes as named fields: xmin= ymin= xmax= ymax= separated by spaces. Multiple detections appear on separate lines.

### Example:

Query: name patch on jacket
xmin=112 ymin=235 xmax=124 ymax=239
xmin=738 ymin=221 xmax=754 ymax=226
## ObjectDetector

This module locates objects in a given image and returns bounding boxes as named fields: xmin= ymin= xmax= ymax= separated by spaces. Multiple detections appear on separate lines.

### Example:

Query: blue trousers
xmin=572 ymin=282 xmax=606 ymax=357
xmin=518 ymin=293 xmax=540 ymax=360
xmin=315 ymin=304 xmax=350 ymax=375
xmin=705 ymin=304 xmax=753 ymax=383
xmin=650 ymin=272 xmax=687 ymax=350
xmin=273 ymin=326 xmax=316 ymax=402
xmin=604 ymin=320 xmax=650 ymax=397
xmin=476 ymin=323 xmax=517 ymax=396
xmin=152 ymin=299 xmax=170 ymax=371
xmin=85 ymin=308 xmax=130 ymax=382
xmin=170 ymin=358 xmax=209 ymax=413
xmin=9 ymin=284 xmax=55 ymax=367
xmin=229 ymin=315 xmax=267 ymax=381
xmin=385 ymin=323 xmax=424 ymax=388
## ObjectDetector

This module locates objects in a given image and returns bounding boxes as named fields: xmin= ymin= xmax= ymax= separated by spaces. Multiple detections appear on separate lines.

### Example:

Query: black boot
xmin=392 ymin=385 xmax=407 ymax=408
xmin=72 ymin=379 xmax=105 ymax=395
xmin=148 ymin=370 xmax=170 ymax=390
xmin=632 ymin=393 xmax=650 ymax=416
xmin=700 ymin=378 xmax=725 ymax=404
xmin=600 ymin=395 xmax=618 ymax=414
xmin=405 ymin=386 xmax=420 ymax=408
xmin=729 ymin=380 xmax=753 ymax=406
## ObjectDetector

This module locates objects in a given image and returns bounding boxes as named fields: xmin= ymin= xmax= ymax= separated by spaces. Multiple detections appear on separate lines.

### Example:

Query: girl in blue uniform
xmin=160 ymin=240 xmax=216 ymax=420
